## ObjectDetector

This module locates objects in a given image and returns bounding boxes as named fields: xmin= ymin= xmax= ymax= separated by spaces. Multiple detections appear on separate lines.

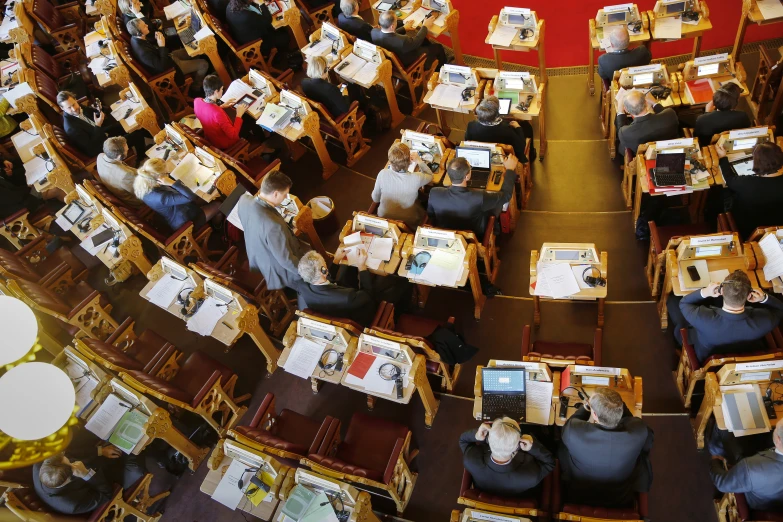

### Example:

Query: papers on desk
xmin=146 ymin=273 xmax=188 ymax=308
xmin=194 ymin=26 xmax=213 ymax=41
xmin=221 ymin=79 xmax=265 ymax=115
xmin=488 ymin=24 xmax=517 ymax=47
xmin=415 ymin=248 xmax=462 ymax=286
xmin=3 ymin=81 xmax=32 ymax=109
xmin=186 ymin=296 xmax=227 ymax=336
xmin=709 ymin=269 xmax=730 ymax=284
xmin=12 ymin=125 xmax=42 ymax=163
xmin=64 ymin=361 xmax=100 ymax=411
xmin=760 ymin=234 xmax=783 ymax=281
xmin=303 ymin=38 xmax=333 ymax=57
xmin=85 ymin=393 xmax=133 ymax=440
xmin=353 ymin=61 xmax=379 ymax=85
xmin=406 ymin=7 xmax=428 ymax=27
xmin=534 ymin=263 xmax=580 ymax=298
xmin=757 ymin=0 xmax=783 ymax=20
xmin=721 ymin=384 xmax=770 ymax=435
xmin=571 ymin=265 xmax=593 ymax=290
xmin=80 ymin=225 xmax=112 ymax=255
xmin=108 ymin=408 xmax=148 ymax=454
xmin=86 ymin=41 xmax=103 ymax=59
xmin=170 ymin=153 xmax=217 ymax=192
xmin=164 ymin=0 xmax=189 ymax=19
xmin=258 ymin=103 xmax=293 ymax=131
xmin=110 ymin=99 xmax=140 ymax=123
xmin=0 ymin=14 xmax=18 ymax=41
xmin=344 ymin=353 xmax=403 ymax=395
xmin=526 ymin=379 xmax=554 ymax=425
xmin=654 ymin=15 xmax=682 ymax=39
xmin=211 ymin=458 xmax=246 ymax=509
xmin=336 ymin=54 xmax=366 ymax=79
xmin=283 ymin=337 xmax=324 ymax=379
xmin=343 ymin=232 xmax=392 ymax=270
xmin=368 ymin=237 xmax=393 ymax=262
xmin=428 ymin=83 xmax=465 ymax=109
xmin=23 ymin=155 xmax=49 ymax=185
xmin=678 ymin=260 xmax=709 ymax=290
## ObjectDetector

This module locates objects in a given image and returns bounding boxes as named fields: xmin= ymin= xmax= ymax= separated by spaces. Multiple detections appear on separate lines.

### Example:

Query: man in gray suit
xmin=371 ymin=11 xmax=445 ymax=70
xmin=711 ymin=419 xmax=783 ymax=511
xmin=616 ymin=90 xmax=679 ymax=156
xmin=237 ymin=171 xmax=309 ymax=290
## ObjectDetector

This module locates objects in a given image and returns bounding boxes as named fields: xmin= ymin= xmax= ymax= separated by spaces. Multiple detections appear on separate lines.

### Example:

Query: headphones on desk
xmin=177 ymin=287 xmax=204 ymax=317
xmin=408 ymin=251 xmax=431 ymax=275
xmin=461 ymin=87 xmax=475 ymax=102
xmin=682 ymin=10 xmax=699 ymax=22
xmin=519 ymin=27 xmax=535 ymax=40
xmin=517 ymin=94 xmax=534 ymax=113
xmin=581 ymin=266 xmax=606 ymax=288
xmin=648 ymin=85 xmax=672 ymax=100
xmin=318 ymin=348 xmax=344 ymax=376
xmin=627 ymin=20 xmax=642 ymax=33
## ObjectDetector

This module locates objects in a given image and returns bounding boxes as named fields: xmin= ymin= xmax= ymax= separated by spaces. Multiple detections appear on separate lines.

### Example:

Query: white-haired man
xmin=460 ymin=418 xmax=554 ymax=497
xmin=597 ymin=26 xmax=652 ymax=81
xmin=616 ymin=89 xmax=678 ymax=155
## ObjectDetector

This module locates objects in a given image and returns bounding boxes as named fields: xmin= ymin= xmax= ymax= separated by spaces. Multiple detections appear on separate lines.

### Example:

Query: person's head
xmin=720 ymin=270 xmax=753 ymax=309
xmin=379 ymin=11 xmax=397 ymax=30
xmin=340 ymin=0 xmax=358 ymax=17
xmin=475 ymin=96 xmax=501 ymax=125
xmin=56 ymin=91 xmax=80 ymax=116
xmin=118 ymin=0 xmax=134 ymax=16
xmin=752 ymin=142 xmax=783 ymax=176
xmin=608 ymin=26 xmax=630 ymax=51
xmin=298 ymin=250 xmax=328 ymax=284
xmin=623 ymin=90 xmax=647 ymax=117
xmin=259 ymin=170 xmax=293 ymax=206
xmin=774 ymin=419 xmax=783 ymax=452
xmin=103 ymin=136 xmax=129 ymax=161
xmin=486 ymin=417 xmax=521 ymax=462
xmin=133 ymin=158 xmax=167 ymax=199
xmin=307 ymin=56 xmax=328 ymax=80
xmin=388 ymin=142 xmax=412 ymax=172
xmin=446 ymin=157 xmax=471 ymax=186
xmin=203 ymin=75 xmax=224 ymax=99
xmin=712 ymin=83 xmax=741 ymax=111
xmin=127 ymin=17 xmax=149 ymax=37
xmin=38 ymin=455 xmax=73 ymax=489
xmin=588 ymin=387 xmax=625 ymax=429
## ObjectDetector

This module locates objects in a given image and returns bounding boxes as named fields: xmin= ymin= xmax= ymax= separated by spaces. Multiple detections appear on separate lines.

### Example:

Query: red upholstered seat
xmin=83 ymin=320 xmax=174 ymax=373
xmin=52 ymin=125 xmax=95 ymax=165
xmin=235 ymin=409 xmax=324 ymax=456
xmin=736 ymin=494 xmax=783 ymax=521
xmin=81 ymin=338 xmax=147 ymax=371
xmin=459 ymin=468 xmax=549 ymax=512
xmin=395 ymin=314 xmax=440 ymax=338
xmin=562 ymin=502 xmax=641 ymax=519
xmin=529 ymin=340 xmax=594 ymax=362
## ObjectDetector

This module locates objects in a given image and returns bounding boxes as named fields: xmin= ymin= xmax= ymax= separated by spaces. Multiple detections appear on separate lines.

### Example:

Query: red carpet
xmin=447 ymin=0 xmax=782 ymax=68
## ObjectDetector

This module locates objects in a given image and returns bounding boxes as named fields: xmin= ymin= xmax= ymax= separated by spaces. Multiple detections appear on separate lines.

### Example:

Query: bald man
xmin=616 ymin=89 xmax=678 ymax=155
xmin=597 ymin=26 xmax=652 ymax=81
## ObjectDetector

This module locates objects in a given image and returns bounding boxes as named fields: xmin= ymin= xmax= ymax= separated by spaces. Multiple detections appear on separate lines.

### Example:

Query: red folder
xmin=347 ymin=352 xmax=375 ymax=380
xmin=686 ymin=79 xmax=714 ymax=105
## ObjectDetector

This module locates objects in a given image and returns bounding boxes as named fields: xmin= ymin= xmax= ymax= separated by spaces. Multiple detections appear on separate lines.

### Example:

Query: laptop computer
xmin=652 ymin=151 xmax=687 ymax=187
xmin=456 ymin=146 xmax=492 ymax=189
xmin=481 ymin=367 xmax=526 ymax=422
xmin=730 ymin=156 xmax=755 ymax=176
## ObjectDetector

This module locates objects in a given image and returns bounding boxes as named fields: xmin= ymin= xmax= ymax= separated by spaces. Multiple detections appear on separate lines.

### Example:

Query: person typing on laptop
xmin=465 ymin=96 xmax=534 ymax=163
xmin=459 ymin=418 xmax=554 ymax=498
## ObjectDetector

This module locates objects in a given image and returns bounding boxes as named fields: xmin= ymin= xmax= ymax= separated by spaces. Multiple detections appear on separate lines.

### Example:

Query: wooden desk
xmin=529 ymin=243 xmax=608 ymax=327
xmin=749 ymin=228 xmax=783 ymax=294
xmin=587 ymin=14 xmax=650 ymax=95
xmin=423 ymin=73 xmax=485 ymax=136
xmin=174 ymin=11 xmax=230 ymax=86
xmin=472 ymin=363 xmax=559 ymax=426
xmin=485 ymin=14 xmax=546 ymax=83
xmin=556 ymin=366 xmax=642 ymax=426
xmin=273 ymin=102 xmax=338 ymax=180
xmin=335 ymin=51 xmax=404 ymax=129
xmin=647 ymin=0 xmax=712 ymax=59
xmin=110 ymin=83 xmax=159 ymax=139
xmin=731 ymin=0 xmax=783 ymax=62
xmin=337 ymin=218 xmax=408 ymax=276
xmin=140 ymin=262 xmax=203 ymax=321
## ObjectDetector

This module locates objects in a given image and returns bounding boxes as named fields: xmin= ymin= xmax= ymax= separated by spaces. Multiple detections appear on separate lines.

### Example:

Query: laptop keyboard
xmin=482 ymin=393 xmax=526 ymax=421
xmin=652 ymin=170 xmax=687 ymax=187
xmin=180 ymin=25 xmax=196 ymax=45
xmin=467 ymin=170 xmax=490 ymax=189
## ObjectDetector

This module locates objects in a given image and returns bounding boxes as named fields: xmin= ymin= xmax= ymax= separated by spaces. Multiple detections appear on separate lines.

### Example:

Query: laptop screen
xmin=456 ymin=146 xmax=491 ymax=170
xmin=482 ymin=368 xmax=526 ymax=394
xmin=655 ymin=152 xmax=686 ymax=174
xmin=497 ymin=97 xmax=512 ymax=115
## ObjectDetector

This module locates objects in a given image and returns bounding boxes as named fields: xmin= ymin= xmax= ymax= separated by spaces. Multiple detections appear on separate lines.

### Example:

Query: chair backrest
xmin=50 ymin=124 xmax=95 ymax=167
xmin=11 ymin=278 xmax=71 ymax=316
xmin=29 ymin=68 xmax=62 ymax=113
xmin=113 ymin=204 xmax=167 ymax=244
xmin=0 ymin=248 xmax=41 ymax=281
xmin=30 ymin=0 xmax=67 ymax=32
xmin=113 ymin=38 xmax=157 ymax=80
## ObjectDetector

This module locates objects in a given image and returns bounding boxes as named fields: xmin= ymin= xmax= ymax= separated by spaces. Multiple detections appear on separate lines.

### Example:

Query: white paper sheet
xmin=163 ymin=1 xmax=189 ymax=19
xmin=708 ymin=269 xmax=730 ymax=284
xmin=86 ymin=41 xmax=102 ymax=58
xmin=12 ymin=125 xmax=42 ymax=163
xmin=368 ymin=237 xmax=393 ymax=262
xmin=416 ymin=248 xmax=462 ymax=286
xmin=539 ymin=263 xmax=580 ymax=298
xmin=760 ymin=234 xmax=783 ymax=281
xmin=488 ymin=24 xmax=517 ymax=47
xmin=211 ymin=458 xmax=246 ymax=509
xmin=571 ymin=264 xmax=593 ymax=290
xmin=170 ymin=153 xmax=217 ymax=192
xmin=526 ymin=379 xmax=553 ymax=425
xmin=302 ymin=38 xmax=332 ymax=57
xmin=336 ymin=54 xmax=366 ymax=79
xmin=186 ymin=296 xmax=227 ymax=336
xmin=221 ymin=79 xmax=253 ymax=104
xmin=194 ymin=26 xmax=213 ymax=41
xmin=3 ymin=81 xmax=32 ymax=109
xmin=84 ymin=394 xmax=130 ymax=440
xmin=654 ymin=16 xmax=682 ymax=39
xmin=146 ymin=273 xmax=187 ymax=308
xmin=353 ymin=61 xmax=379 ymax=85
xmin=65 ymin=361 xmax=99 ymax=408
xmin=23 ymin=156 xmax=48 ymax=185
xmin=284 ymin=337 xmax=325 ymax=379
xmin=405 ymin=7 xmax=428 ymax=27
xmin=428 ymin=83 xmax=463 ymax=109
xmin=757 ymin=0 xmax=783 ymax=20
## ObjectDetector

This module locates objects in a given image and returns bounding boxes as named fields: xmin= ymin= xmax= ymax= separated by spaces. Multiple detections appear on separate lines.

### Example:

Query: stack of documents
xmin=336 ymin=54 xmax=378 ymax=85
xmin=0 ymin=13 xmax=18 ymax=42
xmin=164 ymin=0 xmax=189 ymax=19
xmin=488 ymin=24 xmax=517 ymax=47
xmin=759 ymin=234 xmax=783 ymax=282
xmin=414 ymin=248 xmax=462 ymax=287
xmin=654 ymin=15 xmax=682 ymax=39
xmin=342 ymin=231 xmax=393 ymax=270
xmin=110 ymin=98 xmax=140 ymax=126
xmin=258 ymin=103 xmax=293 ymax=131
xmin=186 ymin=296 xmax=227 ymax=336
xmin=283 ymin=337 xmax=324 ymax=379
xmin=23 ymin=155 xmax=49 ymax=186
xmin=146 ymin=273 xmax=188 ymax=308
xmin=302 ymin=38 xmax=333 ymax=58
xmin=428 ymin=83 xmax=465 ymax=109
xmin=85 ymin=394 xmax=149 ymax=453
xmin=533 ymin=263 xmax=581 ymax=298
xmin=757 ymin=0 xmax=783 ymax=20
xmin=169 ymin=153 xmax=217 ymax=192
xmin=525 ymin=379 xmax=554 ymax=425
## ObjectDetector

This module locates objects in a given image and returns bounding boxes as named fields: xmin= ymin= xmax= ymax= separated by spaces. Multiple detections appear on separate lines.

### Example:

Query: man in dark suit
xmin=466 ymin=96 xmax=534 ymax=163
xmin=694 ymin=83 xmax=751 ymax=147
xmin=616 ymin=89 xmax=679 ymax=155
xmin=237 ymin=171 xmax=308 ymax=291
xmin=559 ymin=387 xmax=654 ymax=507
xmin=460 ymin=418 xmax=554 ymax=497
xmin=337 ymin=0 xmax=404 ymax=41
xmin=56 ymin=91 xmax=128 ymax=159
xmin=427 ymin=154 xmax=517 ymax=237
xmin=371 ymin=10 xmax=445 ymax=70
xmin=710 ymin=419 xmax=783 ymax=511
xmin=597 ymin=26 xmax=652 ymax=82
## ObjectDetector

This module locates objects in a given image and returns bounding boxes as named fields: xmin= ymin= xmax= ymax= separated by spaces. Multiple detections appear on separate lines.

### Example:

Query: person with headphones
xmin=693 ymin=83 xmax=751 ymax=147
xmin=459 ymin=418 xmax=554 ymax=497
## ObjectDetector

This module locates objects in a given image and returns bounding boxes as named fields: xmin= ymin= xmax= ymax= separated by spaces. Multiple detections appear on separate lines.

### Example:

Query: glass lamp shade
xmin=0 ymin=363 xmax=75 ymax=440
xmin=0 ymin=296 xmax=38 ymax=366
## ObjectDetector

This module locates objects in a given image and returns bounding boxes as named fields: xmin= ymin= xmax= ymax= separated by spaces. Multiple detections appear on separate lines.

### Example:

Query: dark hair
xmin=56 ymin=91 xmax=77 ymax=106
xmin=203 ymin=75 xmax=224 ymax=98
xmin=752 ymin=142 xmax=783 ymax=176
xmin=227 ymin=0 xmax=250 ymax=12
xmin=260 ymin=170 xmax=293 ymax=195
xmin=721 ymin=270 xmax=752 ymax=308
xmin=712 ymin=83 xmax=741 ymax=111
xmin=475 ymin=96 xmax=500 ymax=124
xmin=446 ymin=157 xmax=471 ymax=184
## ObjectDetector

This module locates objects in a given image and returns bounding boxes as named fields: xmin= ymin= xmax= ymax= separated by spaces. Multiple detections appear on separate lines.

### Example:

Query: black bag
xmin=286 ymin=51 xmax=304 ymax=72
xmin=426 ymin=324 xmax=479 ymax=365
xmin=362 ymin=85 xmax=392 ymax=134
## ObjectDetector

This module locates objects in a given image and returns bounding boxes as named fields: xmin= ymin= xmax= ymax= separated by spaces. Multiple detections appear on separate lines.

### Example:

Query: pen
xmin=222 ymin=321 xmax=234 ymax=330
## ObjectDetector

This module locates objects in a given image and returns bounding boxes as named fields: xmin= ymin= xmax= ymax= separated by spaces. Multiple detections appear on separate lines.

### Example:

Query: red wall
xmin=453 ymin=0 xmax=783 ymax=68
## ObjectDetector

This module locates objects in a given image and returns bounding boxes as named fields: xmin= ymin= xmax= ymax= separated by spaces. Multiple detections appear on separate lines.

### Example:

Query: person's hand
xmin=94 ymin=110 xmax=105 ymax=127
xmin=154 ymin=31 xmax=165 ymax=47
xmin=70 ymin=461 xmax=91 ymax=479
xmin=705 ymin=100 xmax=715 ymax=113
xmin=3 ymin=160 xmax=13 ymax=176
xmin=223 ymin=98 xmax=236 ymax=107
xmin=334 ymin=245 xmax=346 ymax=264
xmin=422 ymin=14 xmax=435 ymax=28
xmin=509 ymin=120 xmax=520 ymax=128
xmin=518 ymin=434 xmax=533 ymax=452
xmin=503 ymin=154 xmax=519 ymax=171
xmin=410 ymin=151 xmax=422 ymax=163
xmin=235 ymin=103 xmax=247 ymax=119
xmin=356 ymin=248 xmax=368 ymax=271
xmin=715 ymin=143 xmax=727 ymax=159
xmin=701 ymin=282 xmax=721 ymax=298
xmin=475 ymin=423 xmax=490 ymax=441
xmin=748 ymin=289 xmax=767 ymax=303
xmin=98 ymin=445 xmax=122 ymax=458
xmin=403 ymin=19 xmax=415 ymax=30
xmin=645 ymin=92 xmax=658 ymax=109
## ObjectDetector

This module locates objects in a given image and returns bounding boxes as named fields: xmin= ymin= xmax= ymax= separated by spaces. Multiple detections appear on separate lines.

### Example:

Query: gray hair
xmin=340 ymin=0 xmax=357 ymax=17
xmin=298 ymin=251 xmax=326 ymax=284
xmin=307 ymin=56 xmax=328 ymax=80
xmin=589 ymin=387 xmax=625 ymax=429
xmin=623 ymin=90 xmax=647 ymax=116
xmin=379 ymin=11 xmax=396 ymax=29
xmin=103 ymin=137 xmax=127 ymax=160
xmin=608 ymin=26 xmax=630 ymax=51
xmin=127 ymin=17 xmax=145 ymax=37
xmin=487 ymin=417 xmax=520 ymax=461
xmin=476 ymin=96 xmax=500 ymax=124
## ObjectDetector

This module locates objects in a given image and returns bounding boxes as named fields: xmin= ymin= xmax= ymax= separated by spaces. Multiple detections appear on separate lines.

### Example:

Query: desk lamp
xmin=0 ymin=362 xmax=75 ymax=440
xmin=0 ymin=296 xmax=39 ymax=368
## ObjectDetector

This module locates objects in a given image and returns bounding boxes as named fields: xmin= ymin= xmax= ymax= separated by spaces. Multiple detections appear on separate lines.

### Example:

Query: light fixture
xmin=0 ymin=363 xmax=75 ymax=440
xmin=0 ymin=296 xmax=38 ymax=366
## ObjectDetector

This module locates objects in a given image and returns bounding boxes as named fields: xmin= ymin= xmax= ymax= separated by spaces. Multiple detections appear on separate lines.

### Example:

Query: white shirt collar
xmin=775 ymin=448 xmax=783 ymax=457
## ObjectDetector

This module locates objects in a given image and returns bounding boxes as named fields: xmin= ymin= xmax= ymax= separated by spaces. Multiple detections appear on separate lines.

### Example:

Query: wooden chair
xmin=675 ymin=327 xmax=783 ymax=409
xmin=207 ymin=147 xmax=282 ymax=191
xmin=458 ymin=468 xmax=551 ymax=518
xmin=230 ymin=392 xmax=341 ymax=466
xmin=521 ymin=324 xmax=602 ymax=367
xmin=177 ymin=121 xmax=253 ymax=164
xmin=621 ymin=148 xmax=636 ymax=210
xmin=295 ymin=0 xmax=334 ymax=31
xmin=2 ymin=475 xmax=169 ymax=522
xmin=716 ymin=490 xmax=783 ymax=522
xmin=307 ymin=98 xmax=370 ymax=168
xmin=302 ymin=412 xmax=417 ymax=515
xmin=16 ymin=41 xmax=95 ymax=95
xmin=599 ymin=77 xmax=612 ymax=139
xmin=748 ymin=44 xmax=783 ymax=127
xmin=22 ymin=0 xmax=86 ymax=53
xmin=0 ymin=235 xmax=88 ymax=289
xmin=382 ymin=50 xmax=437 ymax=117
xmin=43 ymin=120 xmax=100 ymax=174
xmin=368 ymin=301 xmax=462 ymax=392
xmin=119 ymin=350 xmax=251 ymax=436
xmin=191 ymin=246 xmax=296 ymax=337
xmin=0 ymin=208 xmax=54 ymax=250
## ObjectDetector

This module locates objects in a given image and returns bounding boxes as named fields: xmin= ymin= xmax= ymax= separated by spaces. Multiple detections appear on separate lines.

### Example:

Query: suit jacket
xmin=694 ymin=110 xmax=752 ymax=148
xmin=301 ymin=78 xmax=351 ymax=118
xmin=597 ymin=46 xmax=652 ymax=81
xmin=295 ymin=265 xmax=377 ymax=325
xmin=130 ymin=35 xmax=175 ymax=77
xmin=62 ymin=107 xmax=109 ymax=158
xmin=711 ymin=449 xmax=783 ymax=511
xmin=96 ymin=154 xmax=142 ymax=208
xmin=427 ymin=169 xmax=515 ymax=237
xmin=337 ymin=13 xmax=373 ymax=42
xmin=237 ymin=195 xmax=307 ymax=290
xmin=459 ymin=430 xmax=554 ymax=497
xmin=617 ymin=104 xmax=679 ymax=155
xmin=558 ymin=406 xmax=654 ymax=506
xmin=141 ymin=180 xmax=200 ymax=231
xmin=465 ymin=121 xmax=529 ymax=163
xmin=226 ymin=4 xmax=274 ymax=46
xmin=371 ymin=26 xmax=428 ymax=68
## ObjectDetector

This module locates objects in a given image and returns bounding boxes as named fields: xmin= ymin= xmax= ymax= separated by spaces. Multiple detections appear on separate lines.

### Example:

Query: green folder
xmin=498 ymin=90 xmax=519 ymax=104
xmin=108 ymin=409 xmax=148 ymax=454
xmin=281 ymin=485 xmax=317 ymax=521
xmin=301 ymin=492 xmax=339 ymax=522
